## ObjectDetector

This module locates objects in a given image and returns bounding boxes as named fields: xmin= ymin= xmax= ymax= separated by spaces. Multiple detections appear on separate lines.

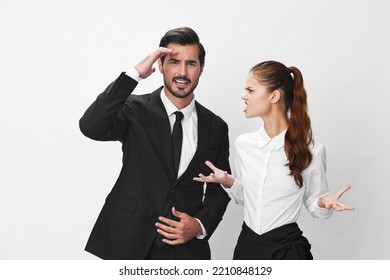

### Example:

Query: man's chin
xmin=164 ymin=82 xmax=195 ymax=99
xmin=172 ymin=92 xmax=192 ymax=99
xmin=171 ymin=88 xmax=193 ymax=99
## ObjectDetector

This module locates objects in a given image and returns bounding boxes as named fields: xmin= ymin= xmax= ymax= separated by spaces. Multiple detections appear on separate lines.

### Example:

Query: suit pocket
xmin=105 ymin=192 xmax=138 ymax=213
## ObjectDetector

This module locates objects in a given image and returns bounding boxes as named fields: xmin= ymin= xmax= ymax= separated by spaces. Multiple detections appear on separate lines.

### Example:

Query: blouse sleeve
xmin=303 ymin=145 xmax=333 ymax=219
xmin=222 ymin=140 xmax=245 ymax=206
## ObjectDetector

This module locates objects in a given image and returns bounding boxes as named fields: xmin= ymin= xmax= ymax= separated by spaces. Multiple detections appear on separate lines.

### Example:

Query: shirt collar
xmin=160 ymin=90 xmax=196 ymax=120
xmin=258 ymin=127 xmax=287 ymax=150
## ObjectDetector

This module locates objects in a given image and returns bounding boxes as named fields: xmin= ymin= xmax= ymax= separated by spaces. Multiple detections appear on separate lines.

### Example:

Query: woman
xmin=193 ymin=60 xmax=354 ymax=260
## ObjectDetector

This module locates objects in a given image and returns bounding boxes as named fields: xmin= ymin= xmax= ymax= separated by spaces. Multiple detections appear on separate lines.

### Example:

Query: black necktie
xmin=172 ymin=111 xmax=184 ymax=178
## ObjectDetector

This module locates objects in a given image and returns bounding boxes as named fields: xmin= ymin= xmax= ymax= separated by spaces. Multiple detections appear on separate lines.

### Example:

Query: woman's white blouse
xmin=225 ymin=127 xmax=332 ymax=235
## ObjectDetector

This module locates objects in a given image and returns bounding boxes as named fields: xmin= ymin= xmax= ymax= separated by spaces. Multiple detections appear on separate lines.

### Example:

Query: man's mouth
xmin=173 ymin=77 xmax=190 ymax=88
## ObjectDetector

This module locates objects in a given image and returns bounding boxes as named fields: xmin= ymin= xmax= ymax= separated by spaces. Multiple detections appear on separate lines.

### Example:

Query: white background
xmin=0 ymin=0 xmax=389 ymax=260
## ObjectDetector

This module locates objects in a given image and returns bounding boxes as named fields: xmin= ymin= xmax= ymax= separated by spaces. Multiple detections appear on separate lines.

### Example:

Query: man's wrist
xmin=126 ymin=68 xmax=142 ymax=82
xmin=194 ymin=218 xmax=207 ymax=239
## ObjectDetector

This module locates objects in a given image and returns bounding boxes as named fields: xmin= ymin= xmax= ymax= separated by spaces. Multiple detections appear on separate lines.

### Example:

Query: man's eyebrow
xmin=168 ymin=58 xmax=198 ymax=64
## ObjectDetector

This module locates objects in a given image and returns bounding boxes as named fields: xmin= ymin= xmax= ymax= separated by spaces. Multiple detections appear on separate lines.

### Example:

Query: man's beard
xmin=163 ymin=75 xmax=200 ymax=99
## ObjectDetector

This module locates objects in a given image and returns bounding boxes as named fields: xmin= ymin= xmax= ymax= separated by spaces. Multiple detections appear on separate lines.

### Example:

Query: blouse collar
xmin=258 ymin=127 xmax=287 ymax=150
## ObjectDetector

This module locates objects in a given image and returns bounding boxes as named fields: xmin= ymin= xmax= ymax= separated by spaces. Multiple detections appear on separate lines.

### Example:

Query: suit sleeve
xmin=79 ymin=72 xmax=138 ymax=142
xmin=194 ymin=122 xmax=231 ymax=239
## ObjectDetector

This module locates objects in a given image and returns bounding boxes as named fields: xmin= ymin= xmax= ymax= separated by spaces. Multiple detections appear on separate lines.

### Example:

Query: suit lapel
xmin=174 ymin=101 xmax=210 ymax=186
xmin=149 ymin=89 xmax=176 ymax=183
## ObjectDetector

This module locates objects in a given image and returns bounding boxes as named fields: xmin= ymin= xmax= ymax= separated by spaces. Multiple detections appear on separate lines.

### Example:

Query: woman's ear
xmin=270 ymin=90 xmax=282 ymax=104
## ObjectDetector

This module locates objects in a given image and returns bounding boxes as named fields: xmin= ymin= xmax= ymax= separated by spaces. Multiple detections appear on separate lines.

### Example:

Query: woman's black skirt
xmin=233 ymin=222 xmax=313 ymax=260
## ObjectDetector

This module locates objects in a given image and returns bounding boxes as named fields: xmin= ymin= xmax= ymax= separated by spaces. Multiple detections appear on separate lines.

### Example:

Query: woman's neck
xmin=262 ymin=113 xmax=289 ymax=138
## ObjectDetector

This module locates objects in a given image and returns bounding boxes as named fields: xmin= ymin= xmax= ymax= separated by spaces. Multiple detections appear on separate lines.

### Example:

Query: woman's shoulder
xmin=309 ymin=140 xmax=326 ymax=158
xmin=235 ymin=130 xmax=259 ymax=145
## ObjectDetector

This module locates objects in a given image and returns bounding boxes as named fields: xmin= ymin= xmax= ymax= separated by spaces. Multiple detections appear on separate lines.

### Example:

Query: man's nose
xmin=178 ymin=62 xmax=188 ymax=76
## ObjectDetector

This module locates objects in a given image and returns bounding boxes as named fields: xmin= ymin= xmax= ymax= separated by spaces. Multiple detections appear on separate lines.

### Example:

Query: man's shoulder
xmin=125 ymin=87 xmax=162 ymax=105
xmin=195 ymin=101 xmax=228 ymax=127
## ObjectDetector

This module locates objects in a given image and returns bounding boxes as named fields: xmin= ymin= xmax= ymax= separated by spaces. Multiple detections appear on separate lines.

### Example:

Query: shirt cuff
xmin=314 ymin=204 xmax=333 ymax=218
xmin=221 ymin=176 xmax=239 ymax=193
xmin=194 ymin=218 xmax=208 ymax=239
xmin=126 ymin=68 xmax=142 ymax=82
xmin=221 ymin=177 xmax=245 ymax=205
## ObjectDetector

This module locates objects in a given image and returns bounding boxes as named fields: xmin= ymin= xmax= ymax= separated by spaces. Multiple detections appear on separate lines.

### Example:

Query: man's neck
xmin=163 ymin=88 xmax=194 ymax=110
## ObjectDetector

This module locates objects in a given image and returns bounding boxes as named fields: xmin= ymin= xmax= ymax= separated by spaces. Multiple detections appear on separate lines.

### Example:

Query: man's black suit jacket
xmin=79 ymin=73 xmax=231 ymax=259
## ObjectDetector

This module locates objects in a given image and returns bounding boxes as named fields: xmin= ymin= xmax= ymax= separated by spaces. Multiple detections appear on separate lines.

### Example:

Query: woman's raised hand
xmin=318 ymin=185 xmax=355 ymax=211
xmin=193 ymin=161 xmax=234 ymax=188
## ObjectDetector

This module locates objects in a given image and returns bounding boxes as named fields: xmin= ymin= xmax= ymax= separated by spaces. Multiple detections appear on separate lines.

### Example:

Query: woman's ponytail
xmin=284 ymin=66 xmax=313 ymax=187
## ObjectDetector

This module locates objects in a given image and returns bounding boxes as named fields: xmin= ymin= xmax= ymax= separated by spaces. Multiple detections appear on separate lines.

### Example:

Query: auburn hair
xmin=250 ymin=61 xmax=313 ymax=188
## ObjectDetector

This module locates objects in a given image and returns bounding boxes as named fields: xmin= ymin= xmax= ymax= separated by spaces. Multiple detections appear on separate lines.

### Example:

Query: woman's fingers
xmin=337 ymin=185 xmax=351 ymax=198
xmin=205 ymin=160 xmax=218 ymax=172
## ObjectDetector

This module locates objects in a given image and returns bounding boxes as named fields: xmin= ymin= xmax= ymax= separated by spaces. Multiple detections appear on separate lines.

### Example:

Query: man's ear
xmin=270 ymin=90 xmax=282 ymax=104
xmin=199 ymin=63 xmax=205 ymax=76
xmin=158 ymin=58 xmax=163 ymax=74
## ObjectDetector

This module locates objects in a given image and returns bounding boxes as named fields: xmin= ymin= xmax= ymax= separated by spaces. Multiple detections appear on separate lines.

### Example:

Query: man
xmin=79 ymin=27 xmax=231 ymax=260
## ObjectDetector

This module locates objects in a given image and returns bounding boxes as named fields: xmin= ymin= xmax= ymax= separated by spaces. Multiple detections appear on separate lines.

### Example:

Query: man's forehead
xmin=166 ymin=43 xmax=199 ymax=59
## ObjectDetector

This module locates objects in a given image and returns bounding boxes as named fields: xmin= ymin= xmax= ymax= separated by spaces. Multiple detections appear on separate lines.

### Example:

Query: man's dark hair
xmin=159 ymin=27 xmax=206 ymax=65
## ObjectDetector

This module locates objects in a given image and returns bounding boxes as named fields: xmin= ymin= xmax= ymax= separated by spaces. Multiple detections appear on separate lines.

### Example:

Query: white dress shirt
xmin=225 ymin=127 xmax=332 ymax=235
xmin=126 ymin=69 xmax=207 ymax=238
